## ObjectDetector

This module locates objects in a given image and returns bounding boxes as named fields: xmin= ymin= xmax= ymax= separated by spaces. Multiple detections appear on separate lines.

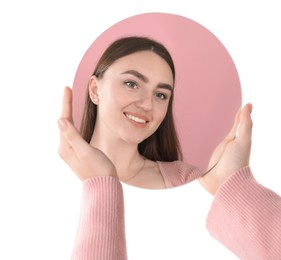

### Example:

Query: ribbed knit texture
xmin=206 ymin=166 xmax=281 ymax=259
xmin=71 ymin=176 xmax=127 ymax=260
xmin=71 ymin=163 xmax=281 ymax=259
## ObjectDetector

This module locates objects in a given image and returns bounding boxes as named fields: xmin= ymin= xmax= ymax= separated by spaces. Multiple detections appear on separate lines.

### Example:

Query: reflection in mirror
xmin=72 ymin=13 xmax=241 ymax=189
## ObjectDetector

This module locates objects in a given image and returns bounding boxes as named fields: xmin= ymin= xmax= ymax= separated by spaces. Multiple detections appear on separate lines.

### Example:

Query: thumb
xmin=225 ymin=106 xmax=241 ymax=141
xmin=236 ymin=103 xmax=253 ymax=143
xmin=61 ymin=86 xmax=74 ymax=124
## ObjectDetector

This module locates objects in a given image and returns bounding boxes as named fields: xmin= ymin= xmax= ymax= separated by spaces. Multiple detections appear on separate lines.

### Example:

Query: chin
xmin=121 ymin=133 xmax=151 ymax=146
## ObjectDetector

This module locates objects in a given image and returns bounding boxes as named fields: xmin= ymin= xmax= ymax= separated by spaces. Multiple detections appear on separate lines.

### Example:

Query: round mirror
xmin=72 ymin=12 xmax=241 ymax=175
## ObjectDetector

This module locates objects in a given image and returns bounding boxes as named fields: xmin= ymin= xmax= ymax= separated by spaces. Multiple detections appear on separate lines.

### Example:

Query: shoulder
xmin=157 ymin=160 xmax=204 ymax=188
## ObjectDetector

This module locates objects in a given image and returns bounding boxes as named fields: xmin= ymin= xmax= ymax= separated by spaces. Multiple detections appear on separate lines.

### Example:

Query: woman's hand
xmin=199 ymin=103 xmax=253 ymax=195
xmin=58 ymin=87 xmax=117 ymax=181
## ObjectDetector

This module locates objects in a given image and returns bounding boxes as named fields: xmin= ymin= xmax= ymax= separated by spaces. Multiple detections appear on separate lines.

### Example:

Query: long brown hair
xmin=80 ymin=36 xmax=182 ymax=161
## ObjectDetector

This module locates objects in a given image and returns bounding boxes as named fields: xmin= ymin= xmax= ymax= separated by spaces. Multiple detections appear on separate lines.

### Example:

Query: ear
xmin=88 ymin=76 xmax=99 ymax=105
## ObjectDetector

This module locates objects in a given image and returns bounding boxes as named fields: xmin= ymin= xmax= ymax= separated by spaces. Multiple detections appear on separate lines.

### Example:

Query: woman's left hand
xmin=199 ymin=103 xmax=253 ymax=195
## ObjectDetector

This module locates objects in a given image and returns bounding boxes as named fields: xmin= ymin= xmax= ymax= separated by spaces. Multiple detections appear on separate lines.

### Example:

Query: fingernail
xmin=58 ymin=118 xmax=67 ymax=130
xmin=249 ymin=104 xmax=253 ymax=113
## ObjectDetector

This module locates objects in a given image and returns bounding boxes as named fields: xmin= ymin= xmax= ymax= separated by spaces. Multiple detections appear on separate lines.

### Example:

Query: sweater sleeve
xmin=71 ymin=176 xmax=127 ymax=260
xmin=206 ymin=167 xmax=281 ymax=260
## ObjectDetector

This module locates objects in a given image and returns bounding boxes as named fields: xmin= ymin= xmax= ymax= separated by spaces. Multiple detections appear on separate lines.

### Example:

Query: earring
xmin=93 ymin=97 xmax=99 ymax=104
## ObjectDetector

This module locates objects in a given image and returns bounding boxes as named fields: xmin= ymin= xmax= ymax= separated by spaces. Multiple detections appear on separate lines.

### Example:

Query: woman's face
xmin=91 ymin=50 xmax=174 ymax=145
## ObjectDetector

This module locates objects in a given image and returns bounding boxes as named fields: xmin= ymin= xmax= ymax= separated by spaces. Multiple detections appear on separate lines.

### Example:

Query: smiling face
xmin=90 ymin=50 xmax=174 ymax=145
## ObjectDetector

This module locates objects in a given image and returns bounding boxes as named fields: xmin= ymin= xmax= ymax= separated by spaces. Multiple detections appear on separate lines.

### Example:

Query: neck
xmin=90 ymin=127 xmax=144 ymax=181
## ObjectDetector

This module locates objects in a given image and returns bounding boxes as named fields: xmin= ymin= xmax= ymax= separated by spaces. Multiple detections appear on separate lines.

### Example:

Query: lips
xmin=124 ymin=112 xmax=149 ymax=124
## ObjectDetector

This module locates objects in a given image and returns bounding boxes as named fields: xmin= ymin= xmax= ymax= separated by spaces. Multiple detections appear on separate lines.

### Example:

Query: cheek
xmin=99 ymin=85 xmax=120 ymax=107
xmin=154 ymin=104 xmax=169 ymax=124
xmin=161 ymin=102 xmax=170 ymax=117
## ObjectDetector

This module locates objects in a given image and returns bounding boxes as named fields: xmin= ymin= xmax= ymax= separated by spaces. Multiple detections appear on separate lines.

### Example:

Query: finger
xmin=58 ymin=118 xmax=90 ymax=159
xmin=58 ymin=135 xmax=78 ymax=163
xmin=225 ymin=106 xmax=242 ymax=140
xmin=58 ymin=120 xmax=76 ymax=161
xmin=58 ymin=131 xmax=81 ymax=176
xmin=61 ymin=86 xmax=73 ymax=123
xmin=236 ymin=103 xmax=253 ymax=141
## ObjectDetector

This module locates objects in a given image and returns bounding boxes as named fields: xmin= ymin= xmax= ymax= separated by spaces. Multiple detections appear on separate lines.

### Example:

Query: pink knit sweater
xmin=71 ymin=162 xmax=281 ymax=260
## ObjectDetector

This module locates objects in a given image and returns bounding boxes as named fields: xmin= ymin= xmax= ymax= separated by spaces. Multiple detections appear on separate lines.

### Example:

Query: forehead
xmin=106 ymin=51 xmax=174 ymax=84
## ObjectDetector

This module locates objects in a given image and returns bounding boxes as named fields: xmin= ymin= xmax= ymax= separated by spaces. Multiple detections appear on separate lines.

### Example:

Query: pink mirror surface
xmin=72 ymin=13 xmax=241 ymax=171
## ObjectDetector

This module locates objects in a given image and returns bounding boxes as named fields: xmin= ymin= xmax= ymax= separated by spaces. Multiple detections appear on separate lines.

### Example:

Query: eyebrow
xmin=121 ymin=70 xmax=173 ymax=91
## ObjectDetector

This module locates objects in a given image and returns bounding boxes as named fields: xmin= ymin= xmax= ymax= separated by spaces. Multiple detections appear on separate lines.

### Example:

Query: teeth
xmin=125 ymin=113 xmax=146 ymax=124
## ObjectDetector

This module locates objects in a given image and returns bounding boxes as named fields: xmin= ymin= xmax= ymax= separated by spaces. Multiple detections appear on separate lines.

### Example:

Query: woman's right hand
xmin=58 ymin=87 xmax=117 ymax=181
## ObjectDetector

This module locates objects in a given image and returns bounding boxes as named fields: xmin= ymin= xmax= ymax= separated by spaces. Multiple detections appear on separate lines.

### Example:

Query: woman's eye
xmin=125 ymin=81 xmax=137 ymax=89
xmin=155 ymin=92 xmax=167 ymax=100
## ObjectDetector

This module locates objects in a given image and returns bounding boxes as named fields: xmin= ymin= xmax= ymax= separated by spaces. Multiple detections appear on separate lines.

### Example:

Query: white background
xmin=1 ymin=0 xmax=280 ymax=259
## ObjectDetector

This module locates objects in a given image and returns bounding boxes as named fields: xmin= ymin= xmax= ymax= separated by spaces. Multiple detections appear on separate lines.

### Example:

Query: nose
xmin=136 ymin=92 xmax=153 ymax=111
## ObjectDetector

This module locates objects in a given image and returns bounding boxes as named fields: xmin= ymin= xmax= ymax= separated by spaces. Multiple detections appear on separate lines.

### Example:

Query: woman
xmin=58 ymin=37 xmax=281 ymax=259
xmin=78 ymin=36 xmax=204 ymax=189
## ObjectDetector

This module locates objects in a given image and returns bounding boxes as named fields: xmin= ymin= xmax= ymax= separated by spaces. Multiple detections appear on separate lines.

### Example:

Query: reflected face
xmin=92 ymin=50 xmax=174 ymax=145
